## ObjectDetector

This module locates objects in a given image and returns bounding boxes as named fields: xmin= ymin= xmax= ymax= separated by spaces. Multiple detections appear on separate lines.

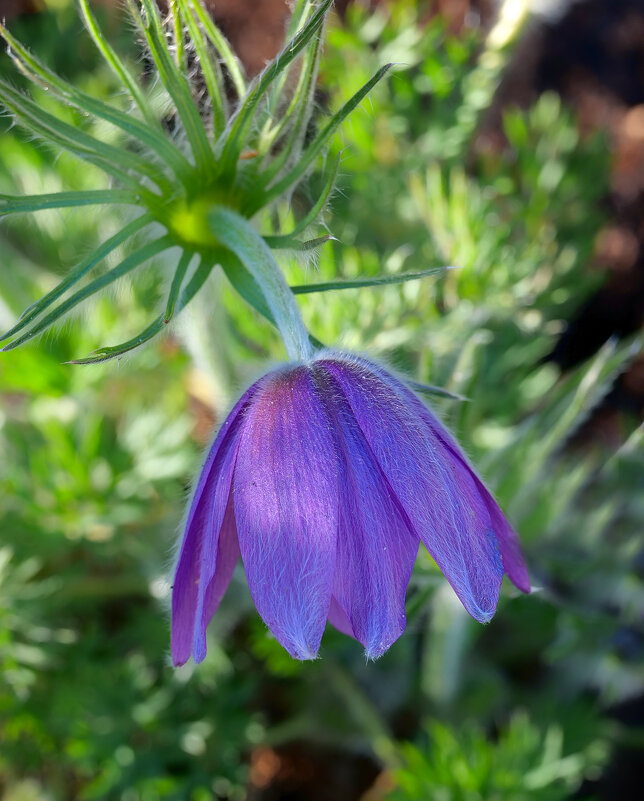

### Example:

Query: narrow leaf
xmin=68 ymin=316 xmax=165 ymax=364
xmin=263 ymin=233 xmax=336 ymax=251
xmin=2 ymin=236 xmax=173 ymax=351
xmin=189 ymin=0 xmax=246 ymax=99
xmin=0 ymin=190 xmax=140 ymax=217
xmin=177 ymin=255 xmax=215 ymax=311
xmin=290 ymin=265 xmax=454 ymax=294
xmin=132 ymin=0 xmax=214 ymax=174
xmin=263 ymin=64 xmax=392 ymax=204
xmin=218 ymin=0 xmax=334 ymax=173
xmin=0 ymin=80 xmax=168 ymax=195
xmin=164 ymin=249 xmax=194 ymax=322
xmin=69 ymin=253 xmax=211 ymax=364
xmin=79 ymin=0 xmax=158 ymax=129
xmin=277 ymin=153 xmax=340 ymax=236
xmin=407 ymin=381 xmax=469 ymax=402
xmin=258 ymin=23 xmax=323 ymax=183
xmin=259 ymin=0 xmax=317 ymax=153
xmin=170 ymin=0 xmax=187 ymax=73
xmin=177 ymin=0 xmax=227 ymax=136
xmin=0 ymin=213 xmax=154 ymax=342
xmin=0 ymin=23 xmax=192 ymax=182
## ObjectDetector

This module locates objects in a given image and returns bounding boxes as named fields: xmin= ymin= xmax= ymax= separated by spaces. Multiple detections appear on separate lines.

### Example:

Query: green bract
xmin=0 ymin=0 xmax=452 ymax=363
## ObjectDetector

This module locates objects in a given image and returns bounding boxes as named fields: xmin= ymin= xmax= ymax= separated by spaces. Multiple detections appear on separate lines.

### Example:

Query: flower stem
xmin=208 ymin=207 xmax=314 ymax=362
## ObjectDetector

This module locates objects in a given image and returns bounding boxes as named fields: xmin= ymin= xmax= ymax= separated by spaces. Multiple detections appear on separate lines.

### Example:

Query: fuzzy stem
xmin=208 ymin=207 xmax=313 ymax=362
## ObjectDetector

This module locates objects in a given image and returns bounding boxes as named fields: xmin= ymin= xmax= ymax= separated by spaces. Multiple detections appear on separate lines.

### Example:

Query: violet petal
xmin=233 ymin=367 xmax=339 ymax=660
xmin=316 ymin=364 xmax=419 ymax=658
xmin=171 ymin=384 xmax=258 ymax=666
xmin=322 ymin=355 xmax=504 ymax=624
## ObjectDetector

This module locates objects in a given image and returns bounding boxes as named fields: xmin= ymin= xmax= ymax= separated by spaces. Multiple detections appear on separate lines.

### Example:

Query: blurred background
xmin=1 ymin=0 xmax=643 ymax=799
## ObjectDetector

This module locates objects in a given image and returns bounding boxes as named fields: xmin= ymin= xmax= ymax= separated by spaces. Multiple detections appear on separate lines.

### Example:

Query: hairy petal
xmin=197 ymin=496 xmax=241 ymax=653
xmin=322 ymin=355 xmax=504 ymax=624
xmin=172 ymin=383 xmax=259 ymax=666
xmin=234 ymin=367 xmax=339 ymax=660
xmin=315 ymin=364 xmax=419 ymax=658
xmin=361 ymin=358 xmax=530 ymax=594
xmin=425 ymin=421 xmax=530 ymax=593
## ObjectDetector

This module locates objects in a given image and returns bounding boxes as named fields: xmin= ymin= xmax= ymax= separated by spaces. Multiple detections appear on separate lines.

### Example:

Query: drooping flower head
xmin=172 ymin=352 xmax=530 ymax=665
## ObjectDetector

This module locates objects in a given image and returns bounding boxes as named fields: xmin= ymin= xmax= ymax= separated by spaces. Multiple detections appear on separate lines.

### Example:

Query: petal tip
xmin=512 ymin=573 xmax=532 ymax=595
xmin=364 ymin=641 xmax=393 ymax=661
xmin=285 ymin=640 xmax=320 ymax=661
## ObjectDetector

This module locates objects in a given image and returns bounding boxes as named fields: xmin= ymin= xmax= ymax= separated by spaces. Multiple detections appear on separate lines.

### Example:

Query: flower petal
xmin=233 ymin=366 xmax=339 ymax=660
xmin=322 ymin=355 xmax=504 ymax=623
xmin=428 ymin=427 xmax=530 ymax=593
xmin=171 ymin=383 xmax=259 ymax=666
xmin=316 ymin=364 xmax=419 ymax=658
xmin=195 ymin=496 xmax=241 ymax=660
xmin=327 ymin=596 xmax=355 ymax=638
xmin=359 ymin=358 xmax=530 ymax=594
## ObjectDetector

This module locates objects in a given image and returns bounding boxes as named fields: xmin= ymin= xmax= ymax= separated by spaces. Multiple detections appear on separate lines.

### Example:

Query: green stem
xmin=208 ymin=207 xmax=313 ymax=361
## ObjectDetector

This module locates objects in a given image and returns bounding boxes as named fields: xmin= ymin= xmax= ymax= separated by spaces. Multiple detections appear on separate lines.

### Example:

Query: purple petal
xmin=233 ymin=366 xmax=339 ymax=660
xmin=196 ymin=496 xmax=241 ymax=657
xmin=321 ymin=355 xmax=504 ymax=624
xmin=328 ymin=596 xmax=355 ymax=637
xmin=315 ymin=364 xmax=419 ymax=658
xmin=172 ymin=383 xmax=259 ymax=666
xmin=363 ymin=361 xmax=530 ymax=594
xmin=426 ymin=424 xmax=530 ymax=593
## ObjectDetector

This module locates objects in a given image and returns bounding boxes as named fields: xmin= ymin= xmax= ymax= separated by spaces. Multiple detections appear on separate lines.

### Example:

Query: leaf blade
xmin=263 ymin=64 xmax=393 ymax=204
xmin=0 ymin=213 xmax=154 ymax=342
xmin=0 ymin=190 xmax=140 ymax=217
xmin=2 ymin=235 xmax=174 ymax=351
xmin=290 ymin=265 xmax=454 ymax=294
xmin=0 ymin=22 xmax=192 ymax=182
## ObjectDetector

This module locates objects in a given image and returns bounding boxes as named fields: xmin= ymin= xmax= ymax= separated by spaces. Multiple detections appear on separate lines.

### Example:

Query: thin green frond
xmin=263 ymin=64 xmax=393 ymax=204
xmin=0 ymin=213 xmax=154 ymax=343
xmin=189 ymin=0 xmax=246 ymax=99
xmin=286 ymin=0 xmax=314 ymax=39
xmin=0 ymin=80 xmax=171 ymax=196
xmin=177 ymin=255 xmax=215 ymax=311
xmin=0 ymin=190 xmax=140 ymax=217
xmin=68 ymin=252 xmax=210 ymax=364
xmin=68 ymin=315 xmax=166 ymax=364
xmin=131 ymin=0 xmax=214 ymax=175
xmin=409 ymin=381 xmax=468 ymax=402
xmin=260 ymin=0 xmax=316 ymax=148
xmin=170 ymin=0 xmax=187 ymax=73
xmin=217 ymin=0 xmax=334 ymax=175
xmin=177 ymin=0 xmax=227 ymax=136
xmin=258 ymin=153 xmax=339 ymax=233
xmin=259 ymin=25 xmax=324 ymax=182
xmin=2 ymin=235 xmax=174 ymax=351
xmin=164 ymin=249 xmax=194 ymax=322
xmin=290 ymin=265 xmax=452 ymax=294
xmin=264 ymin=233 xmax=335 ymax=251
xmin=79 ymin=0 xmax=159 ymax=129
xmin=0 ymin=23 xmax=193 ymax=183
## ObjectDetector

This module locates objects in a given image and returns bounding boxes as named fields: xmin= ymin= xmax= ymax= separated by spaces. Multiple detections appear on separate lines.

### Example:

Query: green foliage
xmin=388 ymin=713 xmax=608 ymax=801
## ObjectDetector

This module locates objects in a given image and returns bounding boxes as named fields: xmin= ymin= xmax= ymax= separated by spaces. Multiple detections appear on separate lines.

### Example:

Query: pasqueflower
xmin=172 ymin=353 xmax=530 ymax=665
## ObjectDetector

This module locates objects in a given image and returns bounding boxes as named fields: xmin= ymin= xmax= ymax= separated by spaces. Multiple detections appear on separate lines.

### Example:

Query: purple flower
xmin=172 ymin=352 xmax=530 ymax=665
